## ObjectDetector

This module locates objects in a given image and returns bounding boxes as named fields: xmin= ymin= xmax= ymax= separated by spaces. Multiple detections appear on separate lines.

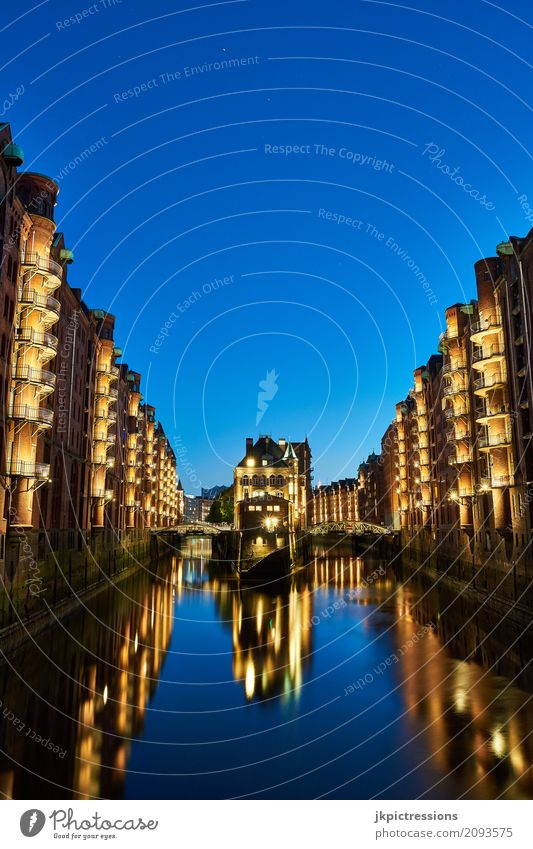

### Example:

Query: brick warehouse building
xmin=0 ymin=123 xmax=182 ymax=589
xmin=354 ymin=230 xmax=533 ymax=606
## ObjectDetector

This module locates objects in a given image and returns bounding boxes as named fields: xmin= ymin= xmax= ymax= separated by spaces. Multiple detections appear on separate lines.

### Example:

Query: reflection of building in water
xmin=73 ymin=568 xmax=175 ymax=799
xmin=393 ymin=585 xmax=533 ymax=800
xmin=232 ymin=587 xmax=312 ymax=701
xmin=0 ymin=560 xmax=176 ymax=800
xmin=217 ymin=553 xmax=394 ymax=702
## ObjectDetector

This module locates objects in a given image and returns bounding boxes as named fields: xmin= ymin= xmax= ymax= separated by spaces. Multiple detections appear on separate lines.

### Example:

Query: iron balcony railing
xmin=470 ymin=314 xmax=501 ymax=335
xmin=20 ymin=252 xmax=62 ymax=279
xmin=491 ymin=474 xmax=512 ymax=487
xmin=18 ymin=287 xmax=60 ymax=317
xmin=473 ymin=374 xmax=506 ymax=391
xmin=472 ymin=344 xmax=504 ymax=363
xmin=12 ymin=364 xmax=56 ymax=389
xmin=10 ymin=404 xmax=54 ymax=426
xmin=476 ymin=404 xmax=512 ymax=420
xmin=442 ymin=362 xmax=465 ymax=374
xmin=9 ymin=459 xmax=50 ymax=478
xmin=15 ymin=327 xmax=58 ymax=352
xmin=92 ymin=489 xmax=114 ymax=500
xmin=478 ymin=432 xmax=512 ymax=449
xmin=443 ymin=382 xmax=467 ymax=396
xmin=448 ymin=452 xmax=473 ymax=465
xmin=94 ymin=433 xmax=115 ymax=443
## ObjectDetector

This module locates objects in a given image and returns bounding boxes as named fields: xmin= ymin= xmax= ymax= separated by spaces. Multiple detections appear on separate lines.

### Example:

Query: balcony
xmin=9 ymin=460 xmax=50 ymax=478
xmin=18 ymin=287 xmax=60 ymax=321
xmin=478 ymin=432 xmax=512 ymax=450
xmin=472 ymin=344 xmax=505 ymax=367
xmin=470 ymin=314 xmax=502 ymax=341
xmin=10 ymin=404 xmax=54 ymax=427
xmin=443 ymin=382 xmax=467 ymax=397
xmin=476 ymin=404 xmax=512 ymax=424
xmin=448 ymin=452 xmax=473 ymax=465
xmin=94 ymin=433 xmax=115 ymax=444
xmin=442 ymin=362 xmax=465 ymax=374
xmin=20 ymin=252 xmax=62 ymax=287
xmin=491 ymin=475 xmax=512 ymax=487
xmin=444 ymin=406 xmax=468 ymax=420
xmin=93 ymin=489 xmax=114 ymax=501
xmin=110 ymin=365 xmax=119 ymax=380
xmin=109 ymin=387 xmax=118 ymax=399
xmin=12 ymin=364 xmax=56 ymax=393
xmin=473 ymin=374 xmax=506 ymax=395
xmin=15 ymin=327 xmax=58 ymax=355
xmin=96 ymin=363 xmax=113 ymax=376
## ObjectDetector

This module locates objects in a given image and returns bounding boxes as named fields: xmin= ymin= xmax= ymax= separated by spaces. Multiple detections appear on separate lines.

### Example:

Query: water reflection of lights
xmin=454 ymin=687 xmax=467 ymax=714
xmin=245 ymin=657 xmax=255 ymax=699
xmin=491 ymin=726 xmax=507 ymax=759
xmin=2 ymin=548 xmax=532 ymax=801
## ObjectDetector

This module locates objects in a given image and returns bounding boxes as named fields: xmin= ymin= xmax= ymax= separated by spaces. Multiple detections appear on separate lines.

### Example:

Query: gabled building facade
xmin=233 ymin=435 xmax=311 ymax=531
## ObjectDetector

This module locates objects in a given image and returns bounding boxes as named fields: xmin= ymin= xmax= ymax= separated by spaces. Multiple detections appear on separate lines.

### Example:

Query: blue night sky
xmin=3 ymin=0 xmax=532 ymax=491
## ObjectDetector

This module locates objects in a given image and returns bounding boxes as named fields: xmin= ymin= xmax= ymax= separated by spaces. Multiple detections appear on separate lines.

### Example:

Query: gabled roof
xmin=282 ymin=441 xmax=297 ymax=461
xmin=237 ymin=436 xmax=286 ymax=467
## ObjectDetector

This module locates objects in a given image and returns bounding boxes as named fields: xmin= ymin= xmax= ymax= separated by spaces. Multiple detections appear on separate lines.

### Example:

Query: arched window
xmin=242 ymin=475 xmax=249 ymax=486
xmin=277 ymin=475 xmax=284 ymax=486
xmin=252 ymin=475 xmax=258 ymax=485
xmin=259 ymin=475 xmax=266 ymax=486
xmin=269 ymin=475 xmax=275 ymax=486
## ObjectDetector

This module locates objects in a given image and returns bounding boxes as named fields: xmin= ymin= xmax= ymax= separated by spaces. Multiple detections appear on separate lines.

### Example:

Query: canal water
xmin=0 ymin=539 xmax=531 ymax=800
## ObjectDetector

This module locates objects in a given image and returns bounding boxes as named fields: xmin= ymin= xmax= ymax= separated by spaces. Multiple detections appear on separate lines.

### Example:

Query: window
xmin=269 ymin=475 xmax=275 ymax=486
xmin=277 ymin=476 xmax=283 ymax=485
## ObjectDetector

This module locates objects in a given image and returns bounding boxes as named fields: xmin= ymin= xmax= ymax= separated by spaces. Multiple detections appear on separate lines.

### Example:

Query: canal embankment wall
xmin=385 ymin=530 xmax=533 ymax=623
xmin=0 ymin=528 xmax=153 ymax=648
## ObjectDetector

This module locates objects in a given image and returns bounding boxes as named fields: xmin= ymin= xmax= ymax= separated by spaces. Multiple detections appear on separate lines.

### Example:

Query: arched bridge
xmin=308 ymin=521 xmax=392 ymax=536
xmin=154 ymin=522 xmax=230 ymax=536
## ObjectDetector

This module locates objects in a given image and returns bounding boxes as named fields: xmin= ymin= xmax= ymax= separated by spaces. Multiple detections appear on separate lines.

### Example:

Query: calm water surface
xmin=0 ymin=539 xmax=531 ymax=799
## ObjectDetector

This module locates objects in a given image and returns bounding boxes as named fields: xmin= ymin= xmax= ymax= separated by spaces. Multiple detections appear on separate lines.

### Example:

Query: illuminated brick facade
xmin=0 ymin=124 xmax=182 ymax=568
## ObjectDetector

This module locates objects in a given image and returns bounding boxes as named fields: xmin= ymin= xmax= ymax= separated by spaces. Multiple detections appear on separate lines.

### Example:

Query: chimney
xmin=278 ymin=437 xmax=286 ymax=449
xmin=246 ymin=437 xmax=253 ymax=457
